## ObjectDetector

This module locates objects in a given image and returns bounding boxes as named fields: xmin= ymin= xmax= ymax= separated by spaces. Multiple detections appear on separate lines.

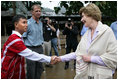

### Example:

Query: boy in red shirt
xmin=1 ymin=15 xmax=57 ymax=79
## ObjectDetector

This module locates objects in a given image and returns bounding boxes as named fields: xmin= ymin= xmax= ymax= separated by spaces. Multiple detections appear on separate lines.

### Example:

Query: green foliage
xmin=1 ymin=1 xmax=13 ymax=10
xmin=54 ymin=1 xmax=117 ymax=20
xmin=93 ymin=1 xmax=117 ymax=20
xmin=54 ymin=7 xmax=61 ymax=14
xmin=54 ymin=1 xmax=83 ymax=15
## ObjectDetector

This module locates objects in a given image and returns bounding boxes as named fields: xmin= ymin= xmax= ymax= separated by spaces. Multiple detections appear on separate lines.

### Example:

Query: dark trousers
xmin=26 ymin=46 xmax=44 ymax=79
xmin=65 ymin=44 xmax=77 ymax=66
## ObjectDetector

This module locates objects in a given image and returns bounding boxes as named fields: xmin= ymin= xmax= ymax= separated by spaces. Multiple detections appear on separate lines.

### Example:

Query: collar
xmin=88 ymin=21 xmax=100 ymax=32
xmin=97 ymin=21 xmax=108 ymax=34
xmin=94 ymin=22 xmax=99 ymax=33
xmin=88 ymin=21 xmax=99 ymax=35
xmin=31 ymin=17 xmax=37 ymax=23
xmin=31 ymin=17 xmax=40 ymax=24
xmin=12 ymin=30 xmax=22 ymax=38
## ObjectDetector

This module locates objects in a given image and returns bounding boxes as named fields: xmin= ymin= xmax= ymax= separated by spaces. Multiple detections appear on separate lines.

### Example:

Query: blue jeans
xmin=50 ymin=38 xmax=59 ymax=56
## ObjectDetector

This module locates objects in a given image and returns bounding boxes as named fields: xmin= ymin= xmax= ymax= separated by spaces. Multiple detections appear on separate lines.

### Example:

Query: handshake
xmin=50 ymin=56 xmax=61 ymax=65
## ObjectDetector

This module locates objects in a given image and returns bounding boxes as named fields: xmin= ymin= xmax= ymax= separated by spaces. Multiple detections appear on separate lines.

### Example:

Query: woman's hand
xmin=81 ymin=55 xmax=91 ymax=62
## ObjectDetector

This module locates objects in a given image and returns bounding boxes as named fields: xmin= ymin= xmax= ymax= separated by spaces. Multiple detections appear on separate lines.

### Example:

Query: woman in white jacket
xmin=55 ymin=3 xmax=117 ymax=79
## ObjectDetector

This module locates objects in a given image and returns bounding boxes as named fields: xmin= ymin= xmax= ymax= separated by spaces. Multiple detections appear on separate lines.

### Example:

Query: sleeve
xmin=18 ymin=48 xmax=51 ymax=63
xmin=55 ymin=24 xmax=58 ymax=31
xmin=60 ymin=52 xmax=76 ymax=62
xmin=62 ymin=27 xmax=68 ymax=35
xmin=9 ymin=40 xmax=27 ymax=53
xmin=91 ymin=56 xmax=106 ymax=66
xmin=70 ymin=26 xmax=78 ymax=35
xmin=56 ymin=29 xmax=60 ymax=37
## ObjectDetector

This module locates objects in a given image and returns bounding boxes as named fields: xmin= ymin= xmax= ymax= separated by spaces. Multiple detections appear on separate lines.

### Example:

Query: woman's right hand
xmin=81 ymin=55 xmax=91 ymax=62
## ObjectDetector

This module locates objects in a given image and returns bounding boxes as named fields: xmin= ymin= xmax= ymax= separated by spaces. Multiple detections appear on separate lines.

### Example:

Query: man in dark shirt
xmin=43 ymin=17 xmax=56 ymax=68
xmin=43 ymin=17 xmax=56 ymax=56
xmin=63 ymin=20 xmax=79 ymax=69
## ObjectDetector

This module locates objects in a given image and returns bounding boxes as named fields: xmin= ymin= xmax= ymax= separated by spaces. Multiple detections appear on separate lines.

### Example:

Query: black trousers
xmin=65 ymin=43 xmax=77 ymax=66
xmin=26 ymin=46 xmax=44 ymax=79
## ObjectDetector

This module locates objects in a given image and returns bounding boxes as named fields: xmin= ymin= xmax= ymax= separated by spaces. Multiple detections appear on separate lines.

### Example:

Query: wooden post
xmin=12 ymin=1 xmax=16 ymax=16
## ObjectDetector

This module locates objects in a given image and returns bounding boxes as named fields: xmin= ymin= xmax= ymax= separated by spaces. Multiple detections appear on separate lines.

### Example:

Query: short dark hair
xmin=12 ymin=15 xmax=27 ymax=27
xmin=12 ymin=15 xmax=27 ymax=24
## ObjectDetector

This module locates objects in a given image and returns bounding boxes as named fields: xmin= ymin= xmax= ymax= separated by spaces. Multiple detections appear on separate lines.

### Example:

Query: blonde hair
xmin=79 ymin=3 xmax=101 ymax=21
xmin=31 ymin=4 xmax=41 ymax=11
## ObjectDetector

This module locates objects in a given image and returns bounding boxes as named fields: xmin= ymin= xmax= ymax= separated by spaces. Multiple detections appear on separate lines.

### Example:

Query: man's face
xmin=15 ymin=18 xmax=27 ymax=34
xmin=45 ymin=17 xmax=50 ymax=24
xmin=32 ymin=6 xmax=41 ymax=19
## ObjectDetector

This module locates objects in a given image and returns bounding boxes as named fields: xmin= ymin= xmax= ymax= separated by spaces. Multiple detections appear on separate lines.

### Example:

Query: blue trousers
xmin=50 ymin=38 xmax=59 ymax=56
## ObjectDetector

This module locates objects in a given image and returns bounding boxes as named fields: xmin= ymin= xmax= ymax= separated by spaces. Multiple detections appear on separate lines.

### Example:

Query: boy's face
xmin=15 ymin=18 xmax=27 ymax=34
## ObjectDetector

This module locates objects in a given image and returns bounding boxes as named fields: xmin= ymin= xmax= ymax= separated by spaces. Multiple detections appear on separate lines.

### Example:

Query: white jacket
xmin=75 ymin=21 xmax=117 ymax=79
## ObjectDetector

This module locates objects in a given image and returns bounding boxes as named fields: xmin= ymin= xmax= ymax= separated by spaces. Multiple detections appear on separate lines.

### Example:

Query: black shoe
xmin=64 ymin=65 xmax=69 ymax=70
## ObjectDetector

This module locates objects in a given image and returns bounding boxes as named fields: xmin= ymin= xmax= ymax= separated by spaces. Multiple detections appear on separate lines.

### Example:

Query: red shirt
xmin=1 ymin=34 xmax=27 ymax=79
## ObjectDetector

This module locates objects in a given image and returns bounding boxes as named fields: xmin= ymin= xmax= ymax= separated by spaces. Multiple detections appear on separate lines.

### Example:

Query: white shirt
xmin=12 ymin=30 xmax=51 ymax=63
